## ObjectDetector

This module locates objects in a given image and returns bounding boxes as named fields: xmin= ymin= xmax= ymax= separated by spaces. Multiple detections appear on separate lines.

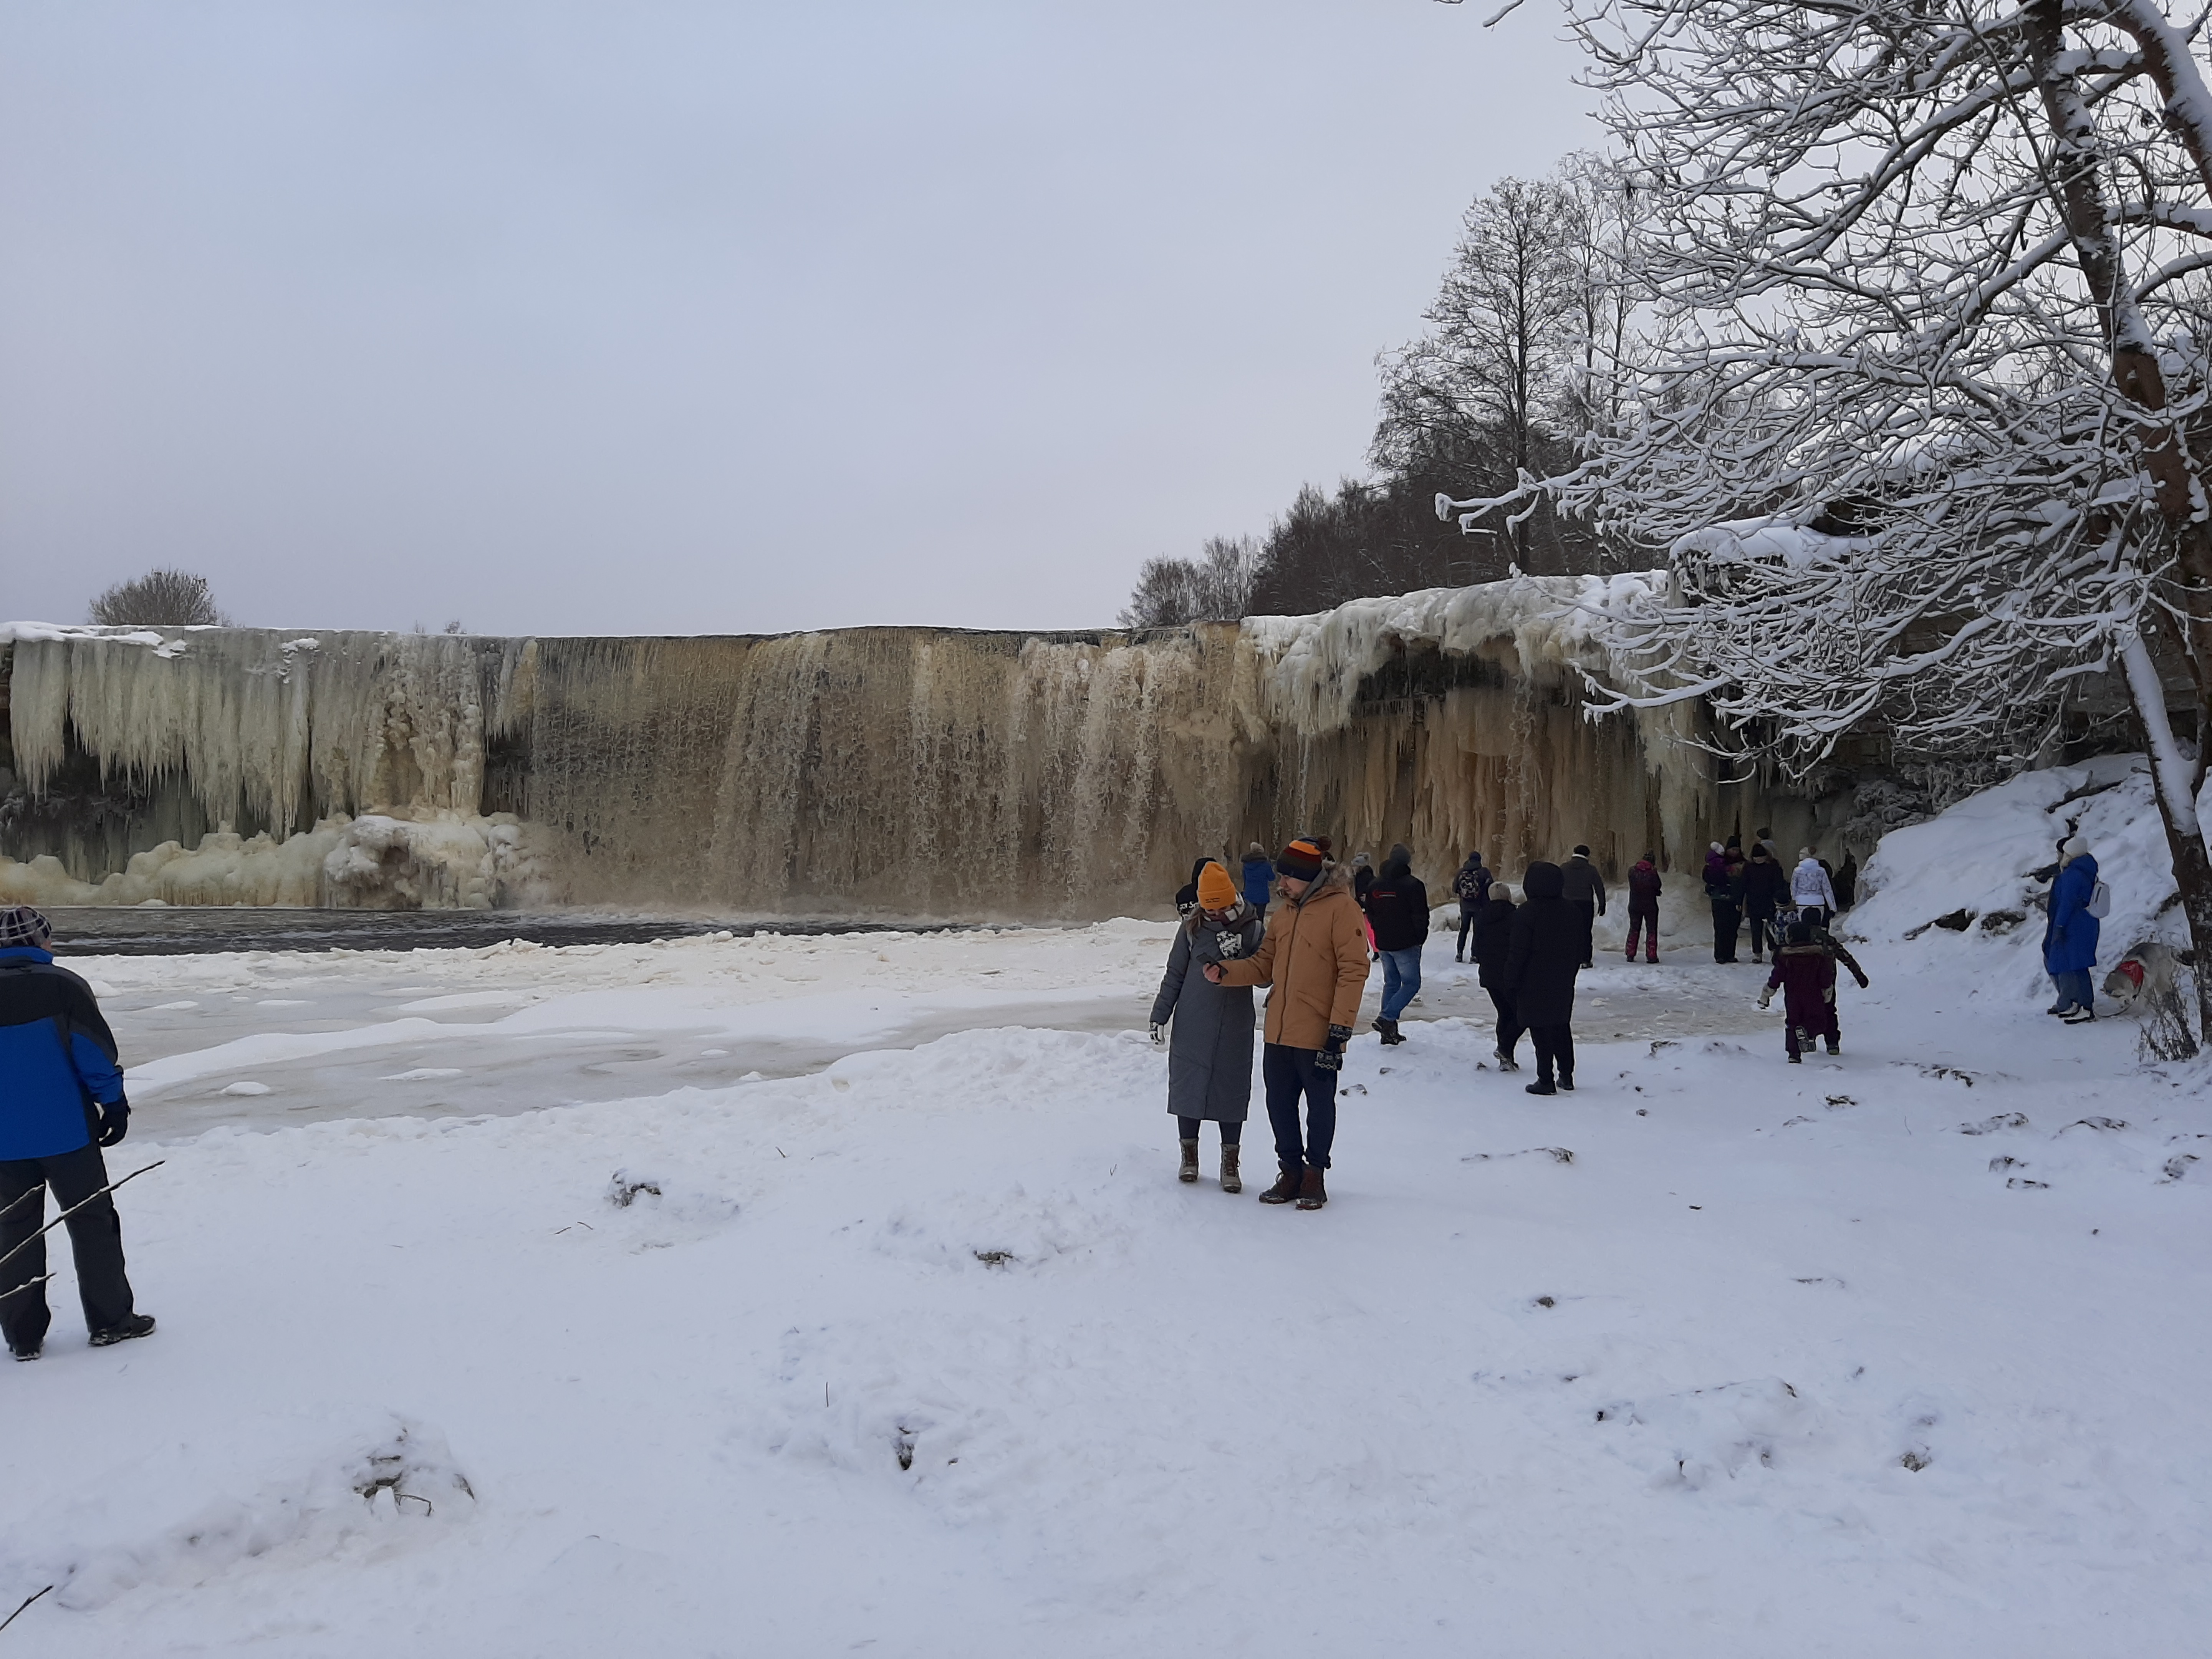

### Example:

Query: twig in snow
xmin=0 ymin=1584 xmax=52 ymax=1634
xmin=0 ymin=1162 xmax=166 ymax=1280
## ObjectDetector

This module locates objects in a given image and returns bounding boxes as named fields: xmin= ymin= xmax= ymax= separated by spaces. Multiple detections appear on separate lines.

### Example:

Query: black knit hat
xmin=0 ymin=906 xmax=53 ymax=949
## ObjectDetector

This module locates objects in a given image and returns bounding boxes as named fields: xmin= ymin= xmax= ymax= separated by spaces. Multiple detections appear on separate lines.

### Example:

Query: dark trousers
xmin=1711 ymin=899 xmax=1741 ymax=962
xmin=1487 ymin=986 xmax=1523 ymax=1061
xmin=1261 ymin=1043 xmax=1337 ymax=1171
xmin=1177 ymin=1116 xmax=1243 ymax=1145
xmin=1570 ymin=901 xmax=1597 ymax=967
xmin=1530 ymin=1023 xmax=1574 ymax=1085
xmin=0 ymin=1144 xmax=137 ymax=1351
xmin=1626 ymin=906 xmax=1659 ymax=960
xmin=1457 ymin=911 xmax=1478 ymax=957
xmin=1782 ymin=997 xmax=1839 ymax=1058
xmin=1747 ymin=910 xmax=1775 ymax=959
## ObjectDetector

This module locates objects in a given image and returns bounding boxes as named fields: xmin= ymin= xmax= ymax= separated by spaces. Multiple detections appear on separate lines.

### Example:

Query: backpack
xmin=2085 ymin=878 xmax=2111 ymax=920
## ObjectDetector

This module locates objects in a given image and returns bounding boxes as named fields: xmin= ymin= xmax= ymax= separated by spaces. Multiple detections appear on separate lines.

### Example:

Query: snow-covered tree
xmin=1444 ymin=0 xmax=2212 ymax=1038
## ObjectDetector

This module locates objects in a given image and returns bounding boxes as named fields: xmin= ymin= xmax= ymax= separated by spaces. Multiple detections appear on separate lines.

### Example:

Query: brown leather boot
xmin=1296 ymin=1168 xmax=1328 ymax=1209
xmin=1219 ymin=1144 xmax=1242 ymax=1194
xmin=1258 ymin=1164 xmax=1302 ymax=1204
xmin=1178 ymin=1139 xmax=1200 ymax=1183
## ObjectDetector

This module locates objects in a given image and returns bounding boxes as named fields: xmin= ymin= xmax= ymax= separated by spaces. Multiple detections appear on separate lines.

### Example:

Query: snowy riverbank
xmin=3 ymin=760 xmax=2207 ymax=1655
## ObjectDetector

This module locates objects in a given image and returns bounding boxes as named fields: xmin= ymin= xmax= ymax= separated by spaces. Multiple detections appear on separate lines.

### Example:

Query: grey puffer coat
xmin=1149 ymin=901 xmax=1264 ymax=1122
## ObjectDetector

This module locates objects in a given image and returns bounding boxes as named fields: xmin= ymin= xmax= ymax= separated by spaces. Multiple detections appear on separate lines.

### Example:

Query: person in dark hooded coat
xmin=1505 ymin=861 xmax=1582 ymax=1095
xmin=1741 ymin=843 xmax=1786 ymax=962
xmin=1473 ymin=883 xmax=1522 ymax=1071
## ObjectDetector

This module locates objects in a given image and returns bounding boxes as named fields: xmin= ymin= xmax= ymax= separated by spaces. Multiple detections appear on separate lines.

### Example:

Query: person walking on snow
xmin=1474 ymin=883 xmax=1523 ymax=1071
xmin=1834 ymin=850 xmax=1859 ymax=913
xmin=1206 ymin=838 xmax=1369 ymax=1210
xmin=1791 ymin=846 xmax=1839 ymax=932
xmin=1759 ymin=919 xmax=1871 ymax=1062
xmin=1240 ymin=843 xmax=1275 ymax=916
xmin=1150 ymin=863 xmax=1264 ymax=1192
xmin=1452 ymin=851 xmax=1491 ymax=962
xmin=1707 ymin=841 xmax=1746 ymax=964
xmin=1506 ymin=862 xmax=1583 ymax=1095
xmin=0 ymin=906 xmax=155 ymax=1361
xmin=2042 ymin=836 xmax=2102 ymax=1023
xmin=1742 ymin=843 xmax=1786 ymax=962
xmin=1625 ymin=852 xmax=1662 ymax=963
xmin=1362 ymin=843 xmax=1430 ymax=1046
xmin=1560 ymin=845 xmax=1607 ymax=970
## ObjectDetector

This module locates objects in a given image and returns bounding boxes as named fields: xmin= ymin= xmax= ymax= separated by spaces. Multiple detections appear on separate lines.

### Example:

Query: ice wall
xmin=0 ymin=582 xmax=1815 ymax=916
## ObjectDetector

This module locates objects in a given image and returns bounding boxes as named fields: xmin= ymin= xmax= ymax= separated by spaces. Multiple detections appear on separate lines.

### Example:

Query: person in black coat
xmin=1505 ymin=861 xmax=1582 ymax=1095
xmin=1361 ymin=843 xmax=1430 ymax=1046
xmin=1740 ymin=843 xmax=1786 ymax=962
xmin=1707 ymin=845 xmax=1746 ymax=964
xmin=1834 ymin=850 xmax=1859 ymax=912
xmin=1472 ymin=885 xmax=1522 ymax=1071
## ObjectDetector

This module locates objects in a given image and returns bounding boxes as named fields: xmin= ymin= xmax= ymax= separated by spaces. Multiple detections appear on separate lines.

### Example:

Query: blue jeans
xmin=1262 ymin=1043 xmax=1337 ymax=1171
xmin=2048 ymin=969 xmax=2093 ymax=1012
xmin=1379 ymin=946 xmax=1423 ymax=1020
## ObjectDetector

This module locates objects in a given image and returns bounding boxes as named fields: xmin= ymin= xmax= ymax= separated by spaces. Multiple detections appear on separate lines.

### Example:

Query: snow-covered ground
xmin=5 ymin=759 xmax=2208 ymax=1655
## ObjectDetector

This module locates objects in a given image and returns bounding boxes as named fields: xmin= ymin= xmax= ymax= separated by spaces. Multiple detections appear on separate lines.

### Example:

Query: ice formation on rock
xmin=0 ymin=581 xmax=1825 ymax=917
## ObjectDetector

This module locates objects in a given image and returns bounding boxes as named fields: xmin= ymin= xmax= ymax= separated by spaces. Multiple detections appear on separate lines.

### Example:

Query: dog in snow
xmin=2103 ymin=940 xmax=2181 ymax=1010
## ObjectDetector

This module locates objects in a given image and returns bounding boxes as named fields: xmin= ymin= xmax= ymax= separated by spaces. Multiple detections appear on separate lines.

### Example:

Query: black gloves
xmin=1316 ymin=1024 xmax=1354 ymax=1073
xmin=96 ymin=1097 xmax=129 ymax=1147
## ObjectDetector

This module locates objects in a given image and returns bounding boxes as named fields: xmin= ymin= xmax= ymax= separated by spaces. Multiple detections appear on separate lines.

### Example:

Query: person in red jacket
xmin=1758 ymin=921 xmax=1871 ymax=1061
xmin=1625 ymin=852 xmax=1662 ymax=963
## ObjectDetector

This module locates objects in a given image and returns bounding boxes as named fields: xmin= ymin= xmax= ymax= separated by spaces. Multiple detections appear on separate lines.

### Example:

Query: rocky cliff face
xmin=0 ymin=578 xmax=1822 ymax=916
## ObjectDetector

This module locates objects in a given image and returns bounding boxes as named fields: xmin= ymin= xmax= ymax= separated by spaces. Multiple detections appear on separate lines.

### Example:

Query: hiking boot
xmin=1558 ymin=1074 xmax=1575 ymax=1092
xmin=1788 ymin=1052 xmax=1803 ymax=1064
xmin=89 ymin=1314 xmax=155 ymax=1348
xmin=1258 ymin=1166 xmax=1303 ymax=1205
xmin=1179 ymin=1139 xmax=1200 ymax=1183
xmin=1373 ymin=1015 xmax=1401 ymax=1045
xmin=2063 ymin=1005 xmax=2096 ymax=1024
xmin=8 ymin=1342 xmax=39 ymax=1363
xmin=1525 ymin=1079 xmax=1557 ymax=1096
xmin=1495 ymin=1052 xmax=1520 ymax=1073
xmin=1825 ymin=1038 xmax=1841 ymax=1056
xmin=1295 ymin=1169 xmax=1328 ymax=1210
xmin=1220 ymin=1144 xmax=1242 ymax=1194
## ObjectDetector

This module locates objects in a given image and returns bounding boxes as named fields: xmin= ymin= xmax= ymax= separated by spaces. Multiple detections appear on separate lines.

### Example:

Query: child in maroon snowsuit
xmin=1759 ymin=922 xmax=1870 ymax=1061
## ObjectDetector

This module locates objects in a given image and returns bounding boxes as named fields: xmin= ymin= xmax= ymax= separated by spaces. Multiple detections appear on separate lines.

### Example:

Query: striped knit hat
xmin=1276 ymin=838 xmax=1327 ymax=881
xmin=0 ymin=907 xmax=52 ymax=949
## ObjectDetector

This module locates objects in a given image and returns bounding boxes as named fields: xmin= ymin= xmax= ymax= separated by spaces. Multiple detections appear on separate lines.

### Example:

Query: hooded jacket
xmin=1791 ymin=857 xmax=1839 ymax=911
xmin=1240 ymin=853 xmax=1275 ymax=915
xmin=0 ymin=945 xmax=126 ymax=1160
xmin=2043 ymin=853 xmax=2102 ymax=974
xmin=1215 ymin=863 xmax=1371 ymax=1049
xmin=1452 ymin=855 xmax=1492 ymax=912
xmin=1627 ymin=859 xmax=1662 ymax=912
xmin=1505 ymin=861 xmax=1583 ymax=1027
xmin=1363 ymin=846 xmax=1431 ymax=952
xmin=1474 ymin=891 xmax=1517 ymax=988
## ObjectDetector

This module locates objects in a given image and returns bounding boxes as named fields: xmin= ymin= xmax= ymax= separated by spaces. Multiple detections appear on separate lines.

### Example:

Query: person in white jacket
xmin=1791 ymin=846 xmax=1839 ymax=929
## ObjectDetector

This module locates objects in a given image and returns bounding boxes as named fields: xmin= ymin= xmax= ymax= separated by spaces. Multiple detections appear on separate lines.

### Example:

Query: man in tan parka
xmin=1205 ymin=836 xmax=1369 ymax=1210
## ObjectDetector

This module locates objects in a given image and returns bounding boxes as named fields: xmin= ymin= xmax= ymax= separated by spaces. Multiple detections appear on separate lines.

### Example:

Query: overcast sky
xmin=0 ymin=1 xmax=1596 ymax=637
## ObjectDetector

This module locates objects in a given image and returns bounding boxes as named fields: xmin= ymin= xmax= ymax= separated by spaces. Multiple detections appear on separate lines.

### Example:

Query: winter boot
xmin=1788 ymin=1052 xmax=1803 ymax=1064
xmin=1825 ymin=1036 xmax=1840 ymax=1056
xmin=1372 ymin=1015 xmax=1396 ymax=1045
xmin=1296 ymin=1168 xmax=1328 ymax=1210
xmin=1558 ymin=1072 xmax=1575 ymax=1092
xmin=2063 ymin=1005 xmax=2096 ymax=1024
xmin=88 ymin=1313 xmax=155 ymax=1348
xmin=1178 ymin=1139 xmax=1200 ymax=1183
xmin=1494 ymin=1050 xmax=1520 ymax=1073
xmin=9 ymin=1340 xmax=38 ymax=1363
xmin=1220 ymin=1143 xmax=1242 ymax=1194
xmin=1525 ymin=1079 xmax=1557 ymax=1096
xmin=1258 ymin=1165 xmax=1303 ymax=1205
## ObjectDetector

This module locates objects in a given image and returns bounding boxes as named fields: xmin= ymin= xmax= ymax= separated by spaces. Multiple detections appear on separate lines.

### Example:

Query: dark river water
xmin=42 ymin=906 xmax=974 ymax=956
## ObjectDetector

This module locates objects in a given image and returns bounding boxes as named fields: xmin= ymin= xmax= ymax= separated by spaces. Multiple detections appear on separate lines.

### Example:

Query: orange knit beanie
xmin=1196 ymin=862 xmax=1239 ymax=911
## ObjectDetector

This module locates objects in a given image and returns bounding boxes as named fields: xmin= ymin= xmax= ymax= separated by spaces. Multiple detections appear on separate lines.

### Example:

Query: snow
xmin=4 ymin=775 xmax=2208 ymax=1654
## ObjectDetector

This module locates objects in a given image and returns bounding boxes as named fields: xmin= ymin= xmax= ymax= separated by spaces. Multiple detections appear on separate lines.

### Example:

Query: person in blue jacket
xmin=2042 ymin=838 xmax=2101 ymax=1023
xmin=1240 ymin=843 xmax=1275 ymax=916
xmin=0 ymin=906 xmax=154 ymax=1360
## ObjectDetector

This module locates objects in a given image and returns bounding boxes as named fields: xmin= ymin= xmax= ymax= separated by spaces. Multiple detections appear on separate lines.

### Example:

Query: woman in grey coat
xmin=1150 ymin=861 xmax=1264 ymax=1192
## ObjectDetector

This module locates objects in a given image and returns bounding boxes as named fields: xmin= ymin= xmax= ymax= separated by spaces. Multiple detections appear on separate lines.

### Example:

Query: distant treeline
xmin=1123 ymin=154 xmax=1634 ymax=627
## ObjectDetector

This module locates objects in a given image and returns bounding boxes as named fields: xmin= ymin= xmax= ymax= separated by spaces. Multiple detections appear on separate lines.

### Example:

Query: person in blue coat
xmin=2042 ymin=837 xmax=2101 ymax=1023
xmin=0 ymin=906 xmax=154 ymax=1360
xmin=1240 ymin=843 xmax=1275 ymax=916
